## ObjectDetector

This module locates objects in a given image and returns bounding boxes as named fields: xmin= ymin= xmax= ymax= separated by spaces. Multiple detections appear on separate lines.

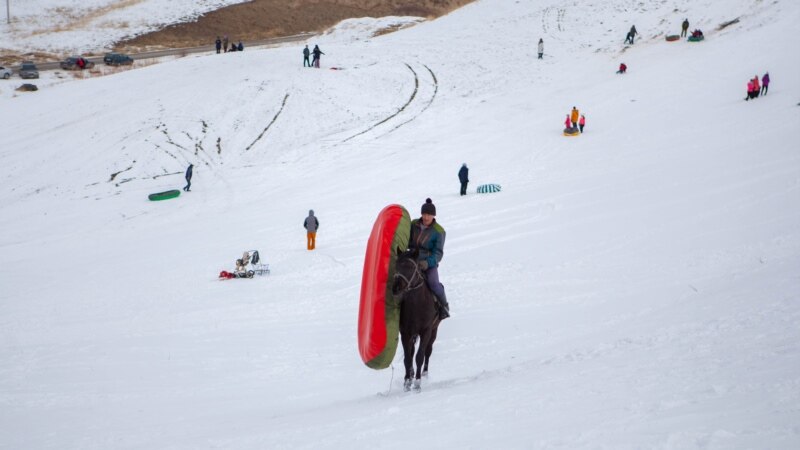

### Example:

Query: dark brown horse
xmin=392 ymin=250 xmax=441 ymax=392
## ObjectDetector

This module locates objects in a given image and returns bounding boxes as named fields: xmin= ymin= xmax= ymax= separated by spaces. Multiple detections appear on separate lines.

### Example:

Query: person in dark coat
xmin=681 ymin=19 xmax=690 ymax=37
xmin=312 ymin=45 xmax=324 ymax=68
xmin=183 ymin=164 xmax=193 ymax=192
xmin=215 ymin=37 xmax=222 ymax=54
xmin=237 ymin=41 xmax=243 ymax=51
xmin=458 ymin=163 xmax=469 ymax=196
xmin=625 ymin=25 xmax=638 ymax=44
xmin=408 ymin=198 xmax=450 ymax=319
xmin=303 ymin=45 xmax=311 ymax=67
xmin=304 ymin=209 xmax=319 ymax=250
xmin=223 ymin=35 xmax=229 ymax=53
xmin=761 ymin=72 xmax=770 ymax=95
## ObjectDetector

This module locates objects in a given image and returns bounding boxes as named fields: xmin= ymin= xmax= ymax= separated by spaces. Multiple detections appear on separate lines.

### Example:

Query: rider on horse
xmin=408 ymin=198 xmax=451 ymax=319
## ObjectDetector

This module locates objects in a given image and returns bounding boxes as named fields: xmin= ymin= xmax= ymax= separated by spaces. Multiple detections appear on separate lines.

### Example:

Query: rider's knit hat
xmin=421 ymin=198 xmax=436 ymax=216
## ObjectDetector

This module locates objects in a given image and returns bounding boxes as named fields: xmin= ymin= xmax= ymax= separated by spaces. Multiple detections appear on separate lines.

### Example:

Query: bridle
xmin=394 ymin=259 xmax=425 ymax=295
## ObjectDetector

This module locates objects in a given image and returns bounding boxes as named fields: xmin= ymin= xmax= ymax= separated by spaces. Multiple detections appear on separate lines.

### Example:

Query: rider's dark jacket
xmin=408 ymin=218 xmax=446 ymax=269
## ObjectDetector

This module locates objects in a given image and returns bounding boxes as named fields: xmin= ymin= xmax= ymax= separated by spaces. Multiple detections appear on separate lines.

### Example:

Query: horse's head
xmin=392 ymin=248 xmax=423 ymax=296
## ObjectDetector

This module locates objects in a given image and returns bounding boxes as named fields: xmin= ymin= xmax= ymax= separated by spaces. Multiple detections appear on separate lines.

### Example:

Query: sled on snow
xmin=148 ymin=189 xmax=180 ymax=201
xmin=563 ymin=127 xmax=580 ymax=137
xmin=477 ymin=183 xmax=502 ymax=194
xmin=665 ymin=35 xmax=680 ymax=41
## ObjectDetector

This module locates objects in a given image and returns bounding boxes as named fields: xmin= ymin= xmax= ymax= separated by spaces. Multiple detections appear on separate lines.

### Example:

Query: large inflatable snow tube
xmin=358 ymin=204 xmax=411 ymax=369
xmin=477 ymin=183 xmax=502 ymax=194
xmin=665 ymin=35 xmax=680 ymax=42
xmin=688 ymin=35 xmax=705 ymax=42
xmin=563 ymin=127 xmax=580 ymax=137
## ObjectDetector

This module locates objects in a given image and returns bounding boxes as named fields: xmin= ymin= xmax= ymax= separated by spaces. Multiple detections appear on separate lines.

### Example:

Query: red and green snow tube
xmin=358 ymin=204 xmax=411 ymax=369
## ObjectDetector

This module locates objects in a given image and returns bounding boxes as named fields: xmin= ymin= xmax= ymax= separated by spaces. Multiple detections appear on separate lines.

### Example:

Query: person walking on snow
xmin=408 ymin=198 xmax=450 ymax=319
xmin=215 ymin=37 xmax=222 ymax=54
xmin=458 ymin=163 xmax=469 ymax=196
xmin=312 ymin=45 xmax=324 ymax=68
xmin=304 ymin=210 xmax=319 ymax=250
xmin=183 ymin=164 xmax=193 ymax=192
xmin=681 ymin=19 xmax=689 ymax=37
xmin=761 ymin=72 xmax=770 ymax=95
xmin=303 ymin=45 xmax=311 ymax=67
xmin=579 ymin=115 xmax=586 ymax=133
xmin=752 ymin=75 xmax=761 ymax=99
xmin=571 ymin=106 xmax=580 ymax=128
xmin=625 ymin=25 xmax=638 ymax=44
xmin=537 ymin=38 xmax=544 ymax=59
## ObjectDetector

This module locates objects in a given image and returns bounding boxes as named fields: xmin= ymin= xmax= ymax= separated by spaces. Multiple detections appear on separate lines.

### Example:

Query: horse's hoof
xmin=413 ymin=380 xmax=421 ymax=392
xmin=422 ymin=370 xmax=429 ymax=378
xmin=403 ymin=380 xmax=412 ymax=392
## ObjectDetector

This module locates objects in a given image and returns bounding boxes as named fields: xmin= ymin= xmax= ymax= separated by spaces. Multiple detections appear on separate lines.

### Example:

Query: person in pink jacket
xmin=752 ymin=76 xmax=760 ymax=98
xmin=579 ymin=115 xmax=586 ymax=133
xmin=746 ymin=80 xmax=754 ymax=101
xmin=564 ymin=114 xmax=571 ymax=130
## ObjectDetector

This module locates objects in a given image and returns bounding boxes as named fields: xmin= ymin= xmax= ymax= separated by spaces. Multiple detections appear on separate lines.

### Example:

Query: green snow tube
xmin=688 ymin=35 xmax=705 ymax=42
xmin=148 ymin=189 xmax=181 ymax=201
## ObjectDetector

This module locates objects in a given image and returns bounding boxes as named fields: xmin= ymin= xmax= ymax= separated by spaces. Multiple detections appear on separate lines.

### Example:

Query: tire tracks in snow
xmin=378 ymin=64 xmax=439 ymax=138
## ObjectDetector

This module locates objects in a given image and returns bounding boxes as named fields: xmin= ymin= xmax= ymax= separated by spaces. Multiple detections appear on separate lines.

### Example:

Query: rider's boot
xmin=437 ymin=291 xmax=450 ymax=320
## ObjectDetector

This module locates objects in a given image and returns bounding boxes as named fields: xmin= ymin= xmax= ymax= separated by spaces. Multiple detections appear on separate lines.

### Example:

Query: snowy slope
xmin=1 ymin=0 xmax=800 ymax=449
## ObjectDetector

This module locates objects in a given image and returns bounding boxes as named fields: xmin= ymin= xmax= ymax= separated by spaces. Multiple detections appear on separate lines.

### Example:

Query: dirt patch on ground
xmin=116 ymin=0 xmax=474 ymax=52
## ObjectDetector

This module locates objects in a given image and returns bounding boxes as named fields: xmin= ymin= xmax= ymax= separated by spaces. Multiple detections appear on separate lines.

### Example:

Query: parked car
xmin=0 ymin=66 xmax=12 ymax=79
xmin=19 ymin=61 xmax=39 ymax=79
xmin=105 ymin=53 xmax=134 ymax=66
xmin=60 ymin=56 xmax=95 ymax=70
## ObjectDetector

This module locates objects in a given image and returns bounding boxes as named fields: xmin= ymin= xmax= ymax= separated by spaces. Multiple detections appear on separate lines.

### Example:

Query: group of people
xmin=303 ymin=45 xmax=325 ymax=68
xmin=746 ymin=73 xmax=770 ymax=100
xmin=564 ymin=107 xmax=587 ymax=133
xmin=215 ymin=36 xmax=244 ymax=54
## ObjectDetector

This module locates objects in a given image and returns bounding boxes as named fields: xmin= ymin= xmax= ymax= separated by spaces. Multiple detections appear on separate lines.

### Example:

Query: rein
xmin=394 ymin=260 xmax=425 ymax=295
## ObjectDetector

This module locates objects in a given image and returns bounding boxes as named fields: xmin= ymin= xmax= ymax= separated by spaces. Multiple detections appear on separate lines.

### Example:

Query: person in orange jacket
xmin=579 ymin=115 xmax=586 ymax=133
xmin=570 ymin=107 xmax=580 ymax=128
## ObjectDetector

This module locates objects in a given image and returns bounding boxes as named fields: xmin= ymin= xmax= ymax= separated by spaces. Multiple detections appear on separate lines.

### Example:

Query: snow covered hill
xmin=1 ymin=0 xmax=799 ymax=448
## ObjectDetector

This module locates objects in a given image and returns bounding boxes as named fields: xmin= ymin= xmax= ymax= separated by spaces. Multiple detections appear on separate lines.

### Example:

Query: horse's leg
xmin=401 ymin=333 xmax=414 ymax=391
xmin=414 ymin=329 xmax=433 ymax=391
xmin=423 ymin=324 xmax=439 ymax=376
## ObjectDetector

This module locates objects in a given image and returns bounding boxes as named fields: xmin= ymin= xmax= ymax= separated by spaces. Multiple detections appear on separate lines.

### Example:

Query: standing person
xmin=761 ymin=72 xmax=770 ymax=95
xmin=408 ymin=198 xmax=450 ymax=319
xmin=215 ymin=36 xmax=222 ymax=54
xmin=681 ymin=19 xmax=689 ymax=37
xmin=223 ymin=35 xmax=229 ymax=53
xmin=579 ymin=115 xmax=586 ymax=133
xmin=312 ymin=45 xmax=324 ymax=68
xmin=570 ymin=106 xmax=580 ymax=128
xmin=537 ymin=38 xmax=544 ymax=59
xmin=458 ymin=163 xmax=469 ymax=196
xmin=183 ymin=164 xmax=193 ymax=192
xmin=564 ymin=114 xmax=572 ymax=130
xmin=303 ymin=45 xmax=311 ymax=67
xmin=752 ymin=75 xmax=760 ymax=99
xmin=629 ymin=25 xmax=638 ymax=44
xmin=304 ymin=210 xmax=319 ymax=250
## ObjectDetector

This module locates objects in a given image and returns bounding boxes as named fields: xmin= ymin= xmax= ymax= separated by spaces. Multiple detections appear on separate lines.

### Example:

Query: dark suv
xmin=19 ymin=61 xmax=39 ymax=79
xmin=105 ymin=53 xmax=134 ymax=66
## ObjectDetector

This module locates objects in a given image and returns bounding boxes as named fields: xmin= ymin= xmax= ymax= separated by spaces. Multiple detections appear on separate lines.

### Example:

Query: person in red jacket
xmin=564 ymin=114 xmax=571 ymax=130
xmin=752 ymin=75 xmax=760 ymax=98
xmin=579 ymin=115 xmax=586 ymax=133
xmin=746 ymin=80 xmax=754 ymax=101
xmin=616 ymin=62 xmax=627 ymax=74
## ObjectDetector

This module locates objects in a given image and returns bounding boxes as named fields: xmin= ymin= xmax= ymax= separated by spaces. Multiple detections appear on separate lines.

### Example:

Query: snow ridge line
xmin=245 ymin=93 xmax=290 ymax=152
xmin=341 ymin=62 xmax=419 ymax=143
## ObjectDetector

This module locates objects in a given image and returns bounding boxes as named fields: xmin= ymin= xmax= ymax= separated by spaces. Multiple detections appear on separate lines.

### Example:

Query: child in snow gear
xmin=237 ymin=42 xmax=244 ymax=51
xmin=625 ymin=25 xmax=637 ymax=44
xmin=681 ymin=19 xmax=689 ymax=37
xmin=579 ymin=115 xmax=586 ymax=133
xmin=235 ymin=251 xmax=250 ymax=272
xmin=304 ymin=210 xmax=319 ymax=250
xmin=215 ymin=37 xmax=222 ymax=54
xmin=458 ymin=163 xmax=469 ymax=196
xmin=571 ymin=107 xmax=580 ymax=128
xmin=761 ymin=72 xmax=770 ymax=95
xmin=409 ymin=198 xmax=450 ymax=319
xmin=537 ymin=38 xmax=544 ymax=59
xmin=312 ymin=45 xmax=324 ymax=68
xmin=752 ymin=75 xmax=760 ymax=98
xmin=617 ymin=63 xmax=627 ymax=74
xmin=183 ymin=164 xmax=193 ymax=192
xmin=564 ymin=114 xmax=572 ymax=130
xmin=746 ymin=80 xmax=755 ymax=101
xmin=303 ymin=45 xmax=311 ymax=67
